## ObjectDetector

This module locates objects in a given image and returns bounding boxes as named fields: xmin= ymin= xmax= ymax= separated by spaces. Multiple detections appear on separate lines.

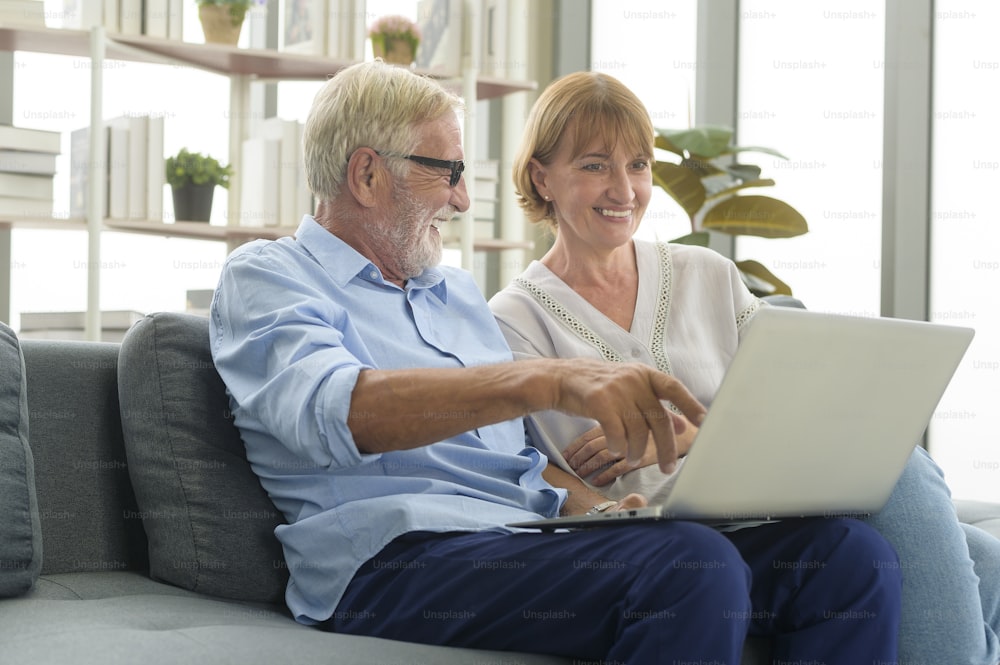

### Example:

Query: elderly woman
xmin=489 ymin=70 xmax=1000 ymax=665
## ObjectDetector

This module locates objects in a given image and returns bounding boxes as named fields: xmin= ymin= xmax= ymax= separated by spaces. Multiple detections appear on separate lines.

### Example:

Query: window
xmin=929 ymin=0 xmax=1000 ymax=501
xmin=736 ymin=0 xmax=885 ymax=317
xmin=590 ymin=0 xmax=698 ymax=244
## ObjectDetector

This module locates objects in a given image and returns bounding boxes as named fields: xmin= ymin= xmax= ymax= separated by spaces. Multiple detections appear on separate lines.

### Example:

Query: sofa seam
xmin=149 ymin=314 xmax=204 ymax=593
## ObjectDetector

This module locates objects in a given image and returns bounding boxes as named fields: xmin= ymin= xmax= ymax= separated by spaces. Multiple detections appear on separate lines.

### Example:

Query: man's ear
xmin=528 ymin=158 xmax=549 ymax=200
xmin=345 ymin=148 xmax=385 ymax=208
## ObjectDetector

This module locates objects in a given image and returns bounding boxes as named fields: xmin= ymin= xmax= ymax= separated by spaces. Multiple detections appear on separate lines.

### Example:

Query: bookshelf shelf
xmin=1 ymin=11 xmax=538 ymax=333
xmin=0 ymin=26 xmax=536 ymax=99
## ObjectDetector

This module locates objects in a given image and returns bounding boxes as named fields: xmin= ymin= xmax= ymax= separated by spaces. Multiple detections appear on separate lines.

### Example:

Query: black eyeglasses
xmin=376 ymin=151 xmax=465 ymax=187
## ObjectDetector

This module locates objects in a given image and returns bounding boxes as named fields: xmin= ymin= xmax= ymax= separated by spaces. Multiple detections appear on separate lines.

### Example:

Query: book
xmin=0 ymin=171 xmax=54 ymax=200
xmin=415 ymin=0 xmax=463 ymax=77
xmin=325 ymin=0 xmax=364 ymax=60
xmin=143 ymin=0 xmax=169 ymax=38
xmin=0 ymin=124 xmax=61 ymax=154
xmin=0 ymin=195 xmax=53 ymax=218
xmin=69 ymin=124 xmax=108 ymax=219
xmin=239 ymin=137 xmax=280 ymax=227
xmin=0 ymin=150 xmax=58 ymax=175
xmin=18 ymin=309 xmax=145 ymax=341
xmin=146 ymin=114 xmax=164 ymax=221
xmin=0 ymin=0 xmax=45 ymax=27
xmin=102 ymin=0 xmax=117 ymax=31
xmin=19 ymin=309 xmax=145 ymax=331
xmin=110 ymin=115 xmax=148 ymax=219
xmin=50 ymin=0 xmax=103 ymax=29
xmin=167 ymin=0 xmax=183 ymax=39
xmin=107 ymin=123 xmax=129 ymax=219
xmin=119 ymin=0 xmax=142 ymax=35
xmin=480 ymin=0 xmax=508 ymax=76
xmin=260 ymin=117 xmax=300 ymax=227
xmin=295 ymin=121 xmax=313 ymax=220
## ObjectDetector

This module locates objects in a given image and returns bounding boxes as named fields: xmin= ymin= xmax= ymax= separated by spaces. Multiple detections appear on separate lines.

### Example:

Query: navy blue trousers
xmin=328 ymin=518 xmax=901 ymax=664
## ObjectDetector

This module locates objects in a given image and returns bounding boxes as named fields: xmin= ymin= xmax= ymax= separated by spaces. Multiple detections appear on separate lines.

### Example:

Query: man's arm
xmin=348 ymin=357 xmax=707 ymax=473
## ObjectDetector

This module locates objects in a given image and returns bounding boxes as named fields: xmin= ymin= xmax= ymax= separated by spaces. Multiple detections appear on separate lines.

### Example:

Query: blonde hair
xmin=513 ymin=71 xmax=654 ymax=232
xmin=303 ymin=60 xmax=464 ymax=201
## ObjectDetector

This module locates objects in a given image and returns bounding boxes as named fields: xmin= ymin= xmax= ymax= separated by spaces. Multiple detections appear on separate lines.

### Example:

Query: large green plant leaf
xmin=736 ymin=259 xmax=793 ymax=296
xmin=668 ymin=231 xmax=711 ymax=246
xmin=652 ymin=162 xmax=705 ymax=219
xmin=728 ymin=145 xmax=790 ymax=160
xmin=656 ymin=126 xmax=734 ymax=158
xmin=702 ymin=195 xmax=808 ymax=238
xmin=705 ymin=178 xmax=777 ymax=202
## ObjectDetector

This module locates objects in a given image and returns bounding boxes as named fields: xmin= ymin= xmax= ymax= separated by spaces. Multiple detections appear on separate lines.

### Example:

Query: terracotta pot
xmin=198 ymin=4 xmax=244 ymax=46
xmin=372 ymin=36 xmax=415 ymax=66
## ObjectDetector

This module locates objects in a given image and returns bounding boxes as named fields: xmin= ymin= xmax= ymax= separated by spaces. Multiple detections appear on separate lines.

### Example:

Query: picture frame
xmin=279 ymin=0 xmax=327 ymax=55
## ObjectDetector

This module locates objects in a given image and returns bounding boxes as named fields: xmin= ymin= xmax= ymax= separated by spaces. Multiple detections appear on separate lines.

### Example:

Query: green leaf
xmin=652 ymin=162 xmax=705 ymax=220
xmin=705 ymin=178 xmax=776 ymax=202
xmin=729 ymin=145 xmax=790 ymax=160
xmin=702 ymin=195 xmax=808 ymax=238
xmin=724 ymin=164 xmax=762 ymax=182
xmin=736 ymin=259 xmax=793 ymax=296
xmin=655 ymin=126 xmax=734 ymax=158
xmin=668 ymin=231 xmax=711 ymax=247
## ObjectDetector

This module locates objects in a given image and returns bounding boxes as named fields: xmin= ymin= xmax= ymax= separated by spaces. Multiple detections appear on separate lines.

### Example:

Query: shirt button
xmin=631 ymin=348 xmax=641 ymax=358
xmin=369 ymin=270 xmax=378 ymax=279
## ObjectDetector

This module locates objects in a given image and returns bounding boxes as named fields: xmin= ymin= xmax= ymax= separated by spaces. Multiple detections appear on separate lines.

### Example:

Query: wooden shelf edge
xmin=104 ymin=219 xmax=296 ymax=241
xmin=6 ymin=217 xmax=531 ymax=252
xmin=3 ymin=217 xmax=295 ymax=242
xmin=1 ymin=25 xmax=537 ymax=97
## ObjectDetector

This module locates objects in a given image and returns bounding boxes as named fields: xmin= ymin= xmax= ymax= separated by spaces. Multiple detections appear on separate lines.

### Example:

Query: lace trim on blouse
xmin=650 ymin=242 xmax=674 ymax=376
xmin=512 ymin=276 xmax=626 ymax=364
xmin=736 ymin=297 xmax=764 ymax=331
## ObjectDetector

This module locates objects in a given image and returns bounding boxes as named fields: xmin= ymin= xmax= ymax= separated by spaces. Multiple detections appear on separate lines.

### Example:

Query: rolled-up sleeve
xmin=210 ymin=247 xmax=374 ymax=470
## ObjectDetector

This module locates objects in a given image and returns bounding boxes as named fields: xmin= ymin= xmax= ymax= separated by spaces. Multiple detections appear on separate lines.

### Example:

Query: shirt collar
xmin=295 ymin=216 xmax=448 ymax=300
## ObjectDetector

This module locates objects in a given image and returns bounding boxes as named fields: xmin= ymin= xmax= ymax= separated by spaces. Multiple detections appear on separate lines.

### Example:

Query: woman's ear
xmin=528 ymin=158 xmax=549 ymax=200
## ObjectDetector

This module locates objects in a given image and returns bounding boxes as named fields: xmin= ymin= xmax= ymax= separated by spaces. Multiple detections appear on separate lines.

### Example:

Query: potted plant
xmin=652 ymin=125 xmax=808 ymax=296
xmin=165 ymin=148 xmax=232 ymax=223
xmin=368 ymin=14 xmax=421 ymax=66
xmin=196 ymin=0 xmax=264 ymax=45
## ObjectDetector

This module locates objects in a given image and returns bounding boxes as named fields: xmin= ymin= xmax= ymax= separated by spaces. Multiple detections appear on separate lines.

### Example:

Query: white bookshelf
xmin=0 ymin=14 xmax=535 ymax=335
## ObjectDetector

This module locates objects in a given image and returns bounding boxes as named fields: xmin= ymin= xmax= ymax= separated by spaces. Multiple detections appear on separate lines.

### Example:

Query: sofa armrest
xmin=955 ymin=499 xmax=1000 ymax=540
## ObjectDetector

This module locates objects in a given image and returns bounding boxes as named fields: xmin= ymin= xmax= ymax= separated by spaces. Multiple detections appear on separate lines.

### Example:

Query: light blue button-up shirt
xmin=210 ymin=216 xmax=565 ymax=624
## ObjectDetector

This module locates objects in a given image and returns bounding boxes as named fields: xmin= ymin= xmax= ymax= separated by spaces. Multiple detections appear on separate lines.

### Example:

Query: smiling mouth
xmin=597 ymin=208 xmax=631 ymax=219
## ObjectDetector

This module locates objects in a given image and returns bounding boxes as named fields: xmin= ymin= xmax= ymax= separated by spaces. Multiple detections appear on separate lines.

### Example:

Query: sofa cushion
xmin=0 ymin=322 xmax=42 ymax=596
xmin=118 ymin=312 xmax=288 ymax=603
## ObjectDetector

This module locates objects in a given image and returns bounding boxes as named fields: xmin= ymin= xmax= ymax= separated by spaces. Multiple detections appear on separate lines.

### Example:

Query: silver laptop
xmin=509 ymin=306 xmax=974 ymax=530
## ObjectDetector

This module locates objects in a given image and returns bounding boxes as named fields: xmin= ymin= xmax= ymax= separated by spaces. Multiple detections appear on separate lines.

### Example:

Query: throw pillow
xmin=0 ymin=322 xmax=42 ymax=596
xmin=118 ymin=312 xmax=288 ymax=603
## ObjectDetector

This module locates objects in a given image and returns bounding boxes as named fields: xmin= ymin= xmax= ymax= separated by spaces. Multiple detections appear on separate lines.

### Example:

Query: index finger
xmin=647 ymin=374 xmax=706 ymax=473
xmin=650 ymin=373 xmax=707 ymax=428
xmin=640 ymin=398 xmax=678 ymax=474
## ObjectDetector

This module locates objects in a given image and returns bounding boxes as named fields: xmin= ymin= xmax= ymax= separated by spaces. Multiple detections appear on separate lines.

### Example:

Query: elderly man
xmin=210 ymin=60 xmax=901 ymax=663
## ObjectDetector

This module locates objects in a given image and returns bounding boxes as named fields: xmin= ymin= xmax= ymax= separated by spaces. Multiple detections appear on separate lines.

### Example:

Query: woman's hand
xmin=564 ymin=413 xmax=697 ymax=486
xmin=612 ymin=493 xmax=648 ymax=510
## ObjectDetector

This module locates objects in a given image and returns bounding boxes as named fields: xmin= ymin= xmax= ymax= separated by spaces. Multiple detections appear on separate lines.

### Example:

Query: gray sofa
xmin=1 ymin=312 xmax=998 ymax=664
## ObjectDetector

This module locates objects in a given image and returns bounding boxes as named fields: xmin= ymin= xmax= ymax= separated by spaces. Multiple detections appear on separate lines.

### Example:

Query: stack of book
xmin=441 ymin=159 xmax=501 ymax=245
xmin=0 ymin=0 xmax=45 ymax=27
xmin=0 ymin=124 xmax=60 ymax=220
xmin=18 ymin=309 xmax=145 ymax=342
xmin=46 ymin=0 xmax=182 ymax=38
xmin=239 ymin=118 xmax=313 ymax=228
xmin=70 ymin=114 xmax=165 ymax=222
